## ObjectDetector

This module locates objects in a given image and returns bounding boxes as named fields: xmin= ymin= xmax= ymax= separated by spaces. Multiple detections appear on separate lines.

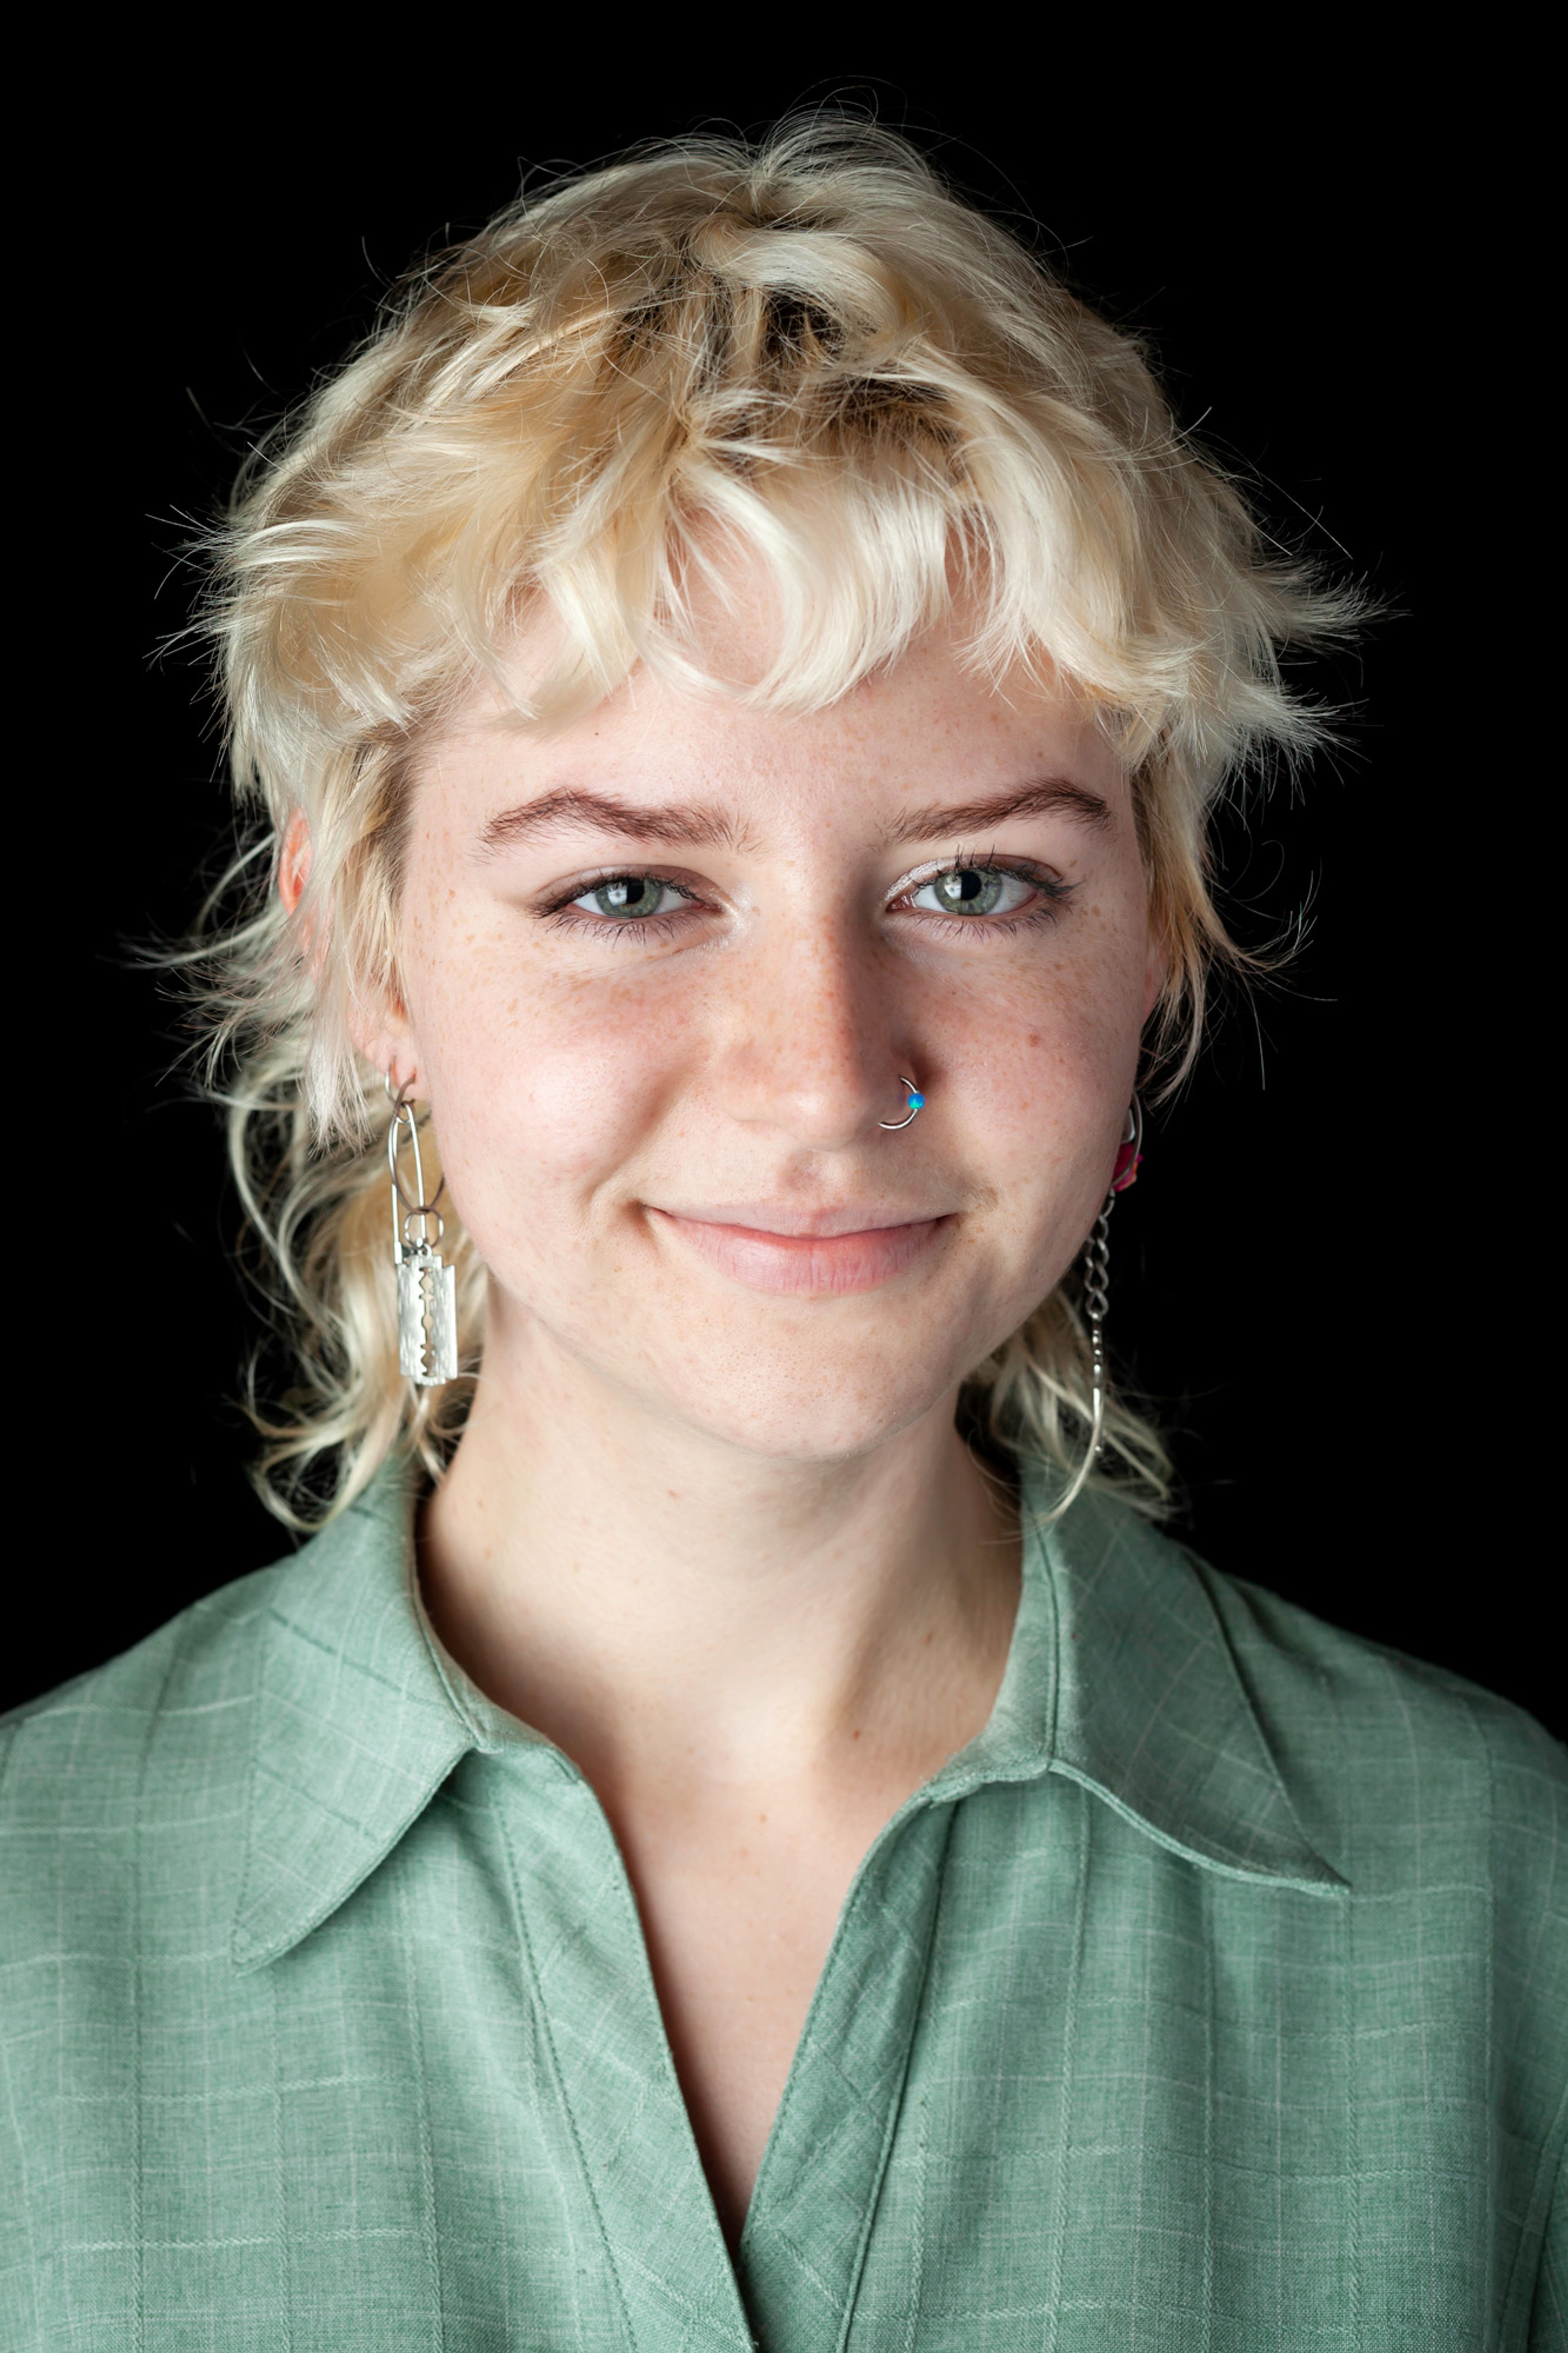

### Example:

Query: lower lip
xmin=650 ymin=1210 xmax=948 ymax=1296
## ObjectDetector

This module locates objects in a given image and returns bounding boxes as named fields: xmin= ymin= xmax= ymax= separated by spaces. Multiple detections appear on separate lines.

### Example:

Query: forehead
xmin=429 ymin=618 xmax=1124 ymax=837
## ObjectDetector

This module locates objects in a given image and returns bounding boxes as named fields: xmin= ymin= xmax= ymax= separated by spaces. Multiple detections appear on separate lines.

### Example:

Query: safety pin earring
xmin=387 ymin=1079 xmax=459 ymax=1387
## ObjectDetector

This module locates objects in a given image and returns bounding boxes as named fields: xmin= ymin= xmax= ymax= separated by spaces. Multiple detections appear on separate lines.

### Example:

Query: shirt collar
xmin=232 ymin=1459 xmax=1343 ymax=1970
xmin=231 ymin=1470 xmax=473 ymax=1972
xmin=949 ymin=1473 xmax=1347 ymax=1896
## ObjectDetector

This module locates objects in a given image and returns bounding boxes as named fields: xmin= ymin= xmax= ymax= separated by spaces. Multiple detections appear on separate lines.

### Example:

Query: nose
xmin=712 ymin=914 xmax=911 ymax=1152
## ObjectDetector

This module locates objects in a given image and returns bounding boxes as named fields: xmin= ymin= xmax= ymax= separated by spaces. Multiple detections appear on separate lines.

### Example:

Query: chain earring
xmin=1037 ymin=1096 xmax=1143 ymax=1523
xmin=386 ymin=1079 xmax=458 ymax=1387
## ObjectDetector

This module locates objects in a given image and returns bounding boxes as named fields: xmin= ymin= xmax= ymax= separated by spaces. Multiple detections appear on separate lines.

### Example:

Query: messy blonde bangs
xmin=196 ymin=118 xmax=1357 ymax=1525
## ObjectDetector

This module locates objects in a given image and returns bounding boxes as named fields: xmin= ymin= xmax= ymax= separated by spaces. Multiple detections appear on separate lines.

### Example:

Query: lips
xmin=647 ymin=1207 xmax=949 ymax=1296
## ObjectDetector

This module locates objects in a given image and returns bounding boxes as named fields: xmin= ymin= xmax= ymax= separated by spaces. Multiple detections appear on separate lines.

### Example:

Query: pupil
xmin=940 ymin=868 xmax=996 ymax=912
xmin=599 ymin=878 xmax=655 ymax=916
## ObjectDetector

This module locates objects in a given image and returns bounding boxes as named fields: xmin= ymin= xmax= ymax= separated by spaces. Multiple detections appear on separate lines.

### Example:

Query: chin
xmin=637 ymin=1337 xmax=976 ymax=1463
xmin=500 ymin=1270 xmax=1025 ymax=1460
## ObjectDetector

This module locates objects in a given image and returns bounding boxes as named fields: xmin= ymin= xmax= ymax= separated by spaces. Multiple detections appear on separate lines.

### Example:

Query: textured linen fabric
xmin=2 ymin=1468 xmax=1564 ymax=2352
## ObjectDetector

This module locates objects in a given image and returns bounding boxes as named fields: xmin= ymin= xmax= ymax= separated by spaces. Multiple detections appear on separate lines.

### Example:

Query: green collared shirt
xmin=3 ymin=1469 xmax=1564 ymax=2351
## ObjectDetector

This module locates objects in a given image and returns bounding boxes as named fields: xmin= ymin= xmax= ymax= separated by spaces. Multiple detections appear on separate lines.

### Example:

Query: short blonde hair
xmin=191 ymin=117 xmax=1358 ymax=1525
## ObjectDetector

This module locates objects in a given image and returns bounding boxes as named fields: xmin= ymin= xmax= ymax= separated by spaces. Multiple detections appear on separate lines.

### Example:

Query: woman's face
xmin=374 ymin=614 xmax=1163 ymax=1460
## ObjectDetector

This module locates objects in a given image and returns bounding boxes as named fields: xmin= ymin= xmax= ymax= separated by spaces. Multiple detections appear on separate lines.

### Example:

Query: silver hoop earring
xmin=1037 ymin=1096 xmax=1143 ymax=1523
xmin=879 ymin=1076 xmax=926 ymax=1131
xmin=386 ymin=1079 xmax=458 ymax=1387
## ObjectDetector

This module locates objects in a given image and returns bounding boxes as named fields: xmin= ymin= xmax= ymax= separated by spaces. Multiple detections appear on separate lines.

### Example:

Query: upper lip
xmin=652 ymin=1204 xmax=948 ymax=1238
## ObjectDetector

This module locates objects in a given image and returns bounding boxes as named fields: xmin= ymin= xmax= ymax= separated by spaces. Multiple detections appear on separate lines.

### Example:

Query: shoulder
xmin=0 ymin=1475 xmax=448 ymax=1989
xmin=1174 ymin=1538 xmax=1568 ymax=2151
xmin=1055 ymin=1485 xmax=1565 ymax=1817
xmin=1045 ymin=1485 xmax=1565 ymax=1907
xmin=0 ymin=1557 xmax=291 ymax=1840
xmin=1188 ymin=1542 xmax=1567 ymax=1838
xmin=0 ymin=1557 xmax=308 ymax=2011
xmin=0 ymin=1474 xmax=422 ymax=1821
xmin=1056 ymin=1490 xmax=1567 ymax=2128
xmin=1148 ymin=1528 xmax=1567 ymax=1958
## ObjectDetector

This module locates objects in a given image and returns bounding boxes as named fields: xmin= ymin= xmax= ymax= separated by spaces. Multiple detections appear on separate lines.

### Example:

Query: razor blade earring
xmin=1038 ymin=1095 xmax=1144 ymax=1523
xmin=386 ymin=1078 xmax=459 ymax=1387
xmin=879 ymin=1076 xmax=926 ymax=1131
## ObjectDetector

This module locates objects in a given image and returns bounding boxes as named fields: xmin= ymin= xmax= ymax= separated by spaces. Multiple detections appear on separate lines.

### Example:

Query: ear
xmin=348 ymin=988 xmax=421 ymax=1098
xmin=278 ymin=809 xmax=312 ymax=915
xmin=281 ymin=811 xmax=424 ymax=1095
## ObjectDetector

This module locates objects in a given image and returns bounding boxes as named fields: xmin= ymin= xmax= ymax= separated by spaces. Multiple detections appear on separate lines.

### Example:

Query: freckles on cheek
xmin=422 ymin=976 xmax=685 ymax=1249
xmin=953 ymin=946 xmax=1140 ymax=1256
xmin=964 ymin=979 xmax=1106 ymax=1139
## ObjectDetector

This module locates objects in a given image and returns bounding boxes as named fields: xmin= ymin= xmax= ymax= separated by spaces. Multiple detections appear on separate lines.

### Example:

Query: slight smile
xmin=648 ymin=1207 xmax=952 ymax=1296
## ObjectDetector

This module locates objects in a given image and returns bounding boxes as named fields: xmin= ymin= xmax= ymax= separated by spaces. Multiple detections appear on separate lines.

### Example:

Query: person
xmin=2 ymin=120 xmax=1561 ymax=2351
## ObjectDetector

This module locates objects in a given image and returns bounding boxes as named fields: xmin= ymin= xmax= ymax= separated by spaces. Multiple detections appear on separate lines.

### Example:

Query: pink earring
xmin=1111 ymin=1097 xmax=1144 ymax=1193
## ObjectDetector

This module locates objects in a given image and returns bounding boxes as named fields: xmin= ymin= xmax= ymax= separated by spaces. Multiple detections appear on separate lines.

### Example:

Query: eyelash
xmin=538 ymin=854 xmax=1076 ymax=941
xmin=540 ymin=869 xmax=704 ymax=943
xmin=900 ymin=852 xmax=1076 ymax=937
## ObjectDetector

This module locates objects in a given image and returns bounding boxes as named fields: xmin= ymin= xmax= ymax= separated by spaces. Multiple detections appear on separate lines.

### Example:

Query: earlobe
xmin=347 ymin=971 xmax=421 ymax=1101
xmin=348 ymin=993 xmax=420 ymax=1100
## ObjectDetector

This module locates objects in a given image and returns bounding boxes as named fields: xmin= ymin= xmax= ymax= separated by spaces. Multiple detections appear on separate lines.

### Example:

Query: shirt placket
xmin=737 ymin=1797 xmax=957 ymax=2353
xmin=484 ymin=1745 xmax=759 ymax=2352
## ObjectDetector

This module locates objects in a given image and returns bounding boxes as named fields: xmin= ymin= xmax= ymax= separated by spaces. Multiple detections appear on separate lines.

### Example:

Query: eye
xmin=570 ymin=875 xmax=690 ymax=921
xmin=909 ymin=866 xmax=1036 ymax=918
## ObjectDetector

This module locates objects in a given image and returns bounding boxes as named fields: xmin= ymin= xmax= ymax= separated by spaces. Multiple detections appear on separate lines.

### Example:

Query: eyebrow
xmin=880 ymin=779 xmax=1111 ymax=845
xmin=479 ymin=789 xmax=755 ymax=855
xmin=477 ymin=775 xmax=1110 ymax=858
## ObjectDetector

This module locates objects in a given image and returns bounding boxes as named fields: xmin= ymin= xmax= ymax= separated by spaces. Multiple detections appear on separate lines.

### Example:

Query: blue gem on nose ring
xmin=879 ymin=1077 xmax=926 ymax=1131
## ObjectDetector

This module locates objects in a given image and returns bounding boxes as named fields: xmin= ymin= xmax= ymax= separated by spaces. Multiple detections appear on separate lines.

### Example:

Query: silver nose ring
xmin=879 ymin=1077 xmax=926 ymax=1131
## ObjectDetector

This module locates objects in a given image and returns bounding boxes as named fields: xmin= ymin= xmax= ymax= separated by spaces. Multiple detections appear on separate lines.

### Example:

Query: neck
xmin=417 ymin=1316 xmax=1022 ymax=1813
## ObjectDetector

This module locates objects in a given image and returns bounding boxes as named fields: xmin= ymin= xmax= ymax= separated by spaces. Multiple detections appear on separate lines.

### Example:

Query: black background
xmin=21 ymin=51 xmax=1551 ymax=1731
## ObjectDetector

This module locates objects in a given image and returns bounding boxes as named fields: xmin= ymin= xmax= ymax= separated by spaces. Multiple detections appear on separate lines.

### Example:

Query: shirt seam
xmin=488 ymin=1795 xmax=643 ymax=2353
xmin=834 ymin=1801 xmax=957 ymax=2353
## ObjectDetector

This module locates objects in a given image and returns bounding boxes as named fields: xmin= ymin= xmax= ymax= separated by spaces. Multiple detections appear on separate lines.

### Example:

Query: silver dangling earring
xmin=1037 ymin=1096 xmax=1143 ymax=1523
xmin=386 ymin=1078 xmax=458 ymax=1387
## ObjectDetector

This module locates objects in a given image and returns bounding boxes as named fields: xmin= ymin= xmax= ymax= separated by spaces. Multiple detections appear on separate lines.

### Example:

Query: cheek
xmin=400 ymin=908 xmax=687 ymax=1256
xmin=947 ymin=910 xmax=1146 ymax=1180
xmin=932 ymin=916 xmax=1147 ymax=1334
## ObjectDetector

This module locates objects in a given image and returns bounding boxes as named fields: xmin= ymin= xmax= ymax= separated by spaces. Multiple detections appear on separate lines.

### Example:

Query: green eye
xmin=911 ymin=868 xmax=1030 ymax=917
xmin=574 ymin=877 xmax=682 ymax=920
